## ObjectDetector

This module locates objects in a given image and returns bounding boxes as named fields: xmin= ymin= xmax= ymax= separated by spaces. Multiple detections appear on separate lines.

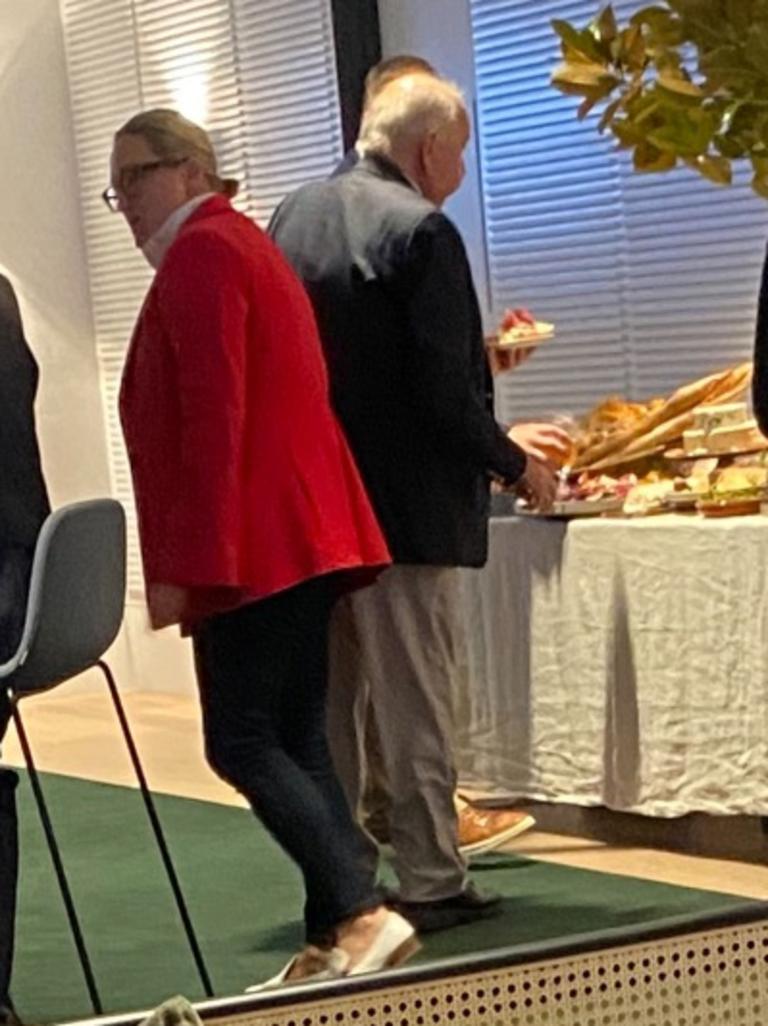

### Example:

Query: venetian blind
xmin=469 ymin=0 xmax=768 ymax=423
xmin=60 ymin=0 xmax=343 ymax=600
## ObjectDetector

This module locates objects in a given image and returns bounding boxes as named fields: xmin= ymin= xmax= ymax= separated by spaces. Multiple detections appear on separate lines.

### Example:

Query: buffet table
xmin=456 ymin=510 xmax=768 ymax=817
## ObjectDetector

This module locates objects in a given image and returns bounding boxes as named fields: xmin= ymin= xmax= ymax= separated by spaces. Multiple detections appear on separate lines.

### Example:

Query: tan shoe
xmin=458 ymin=806 xmax=535 ymax=857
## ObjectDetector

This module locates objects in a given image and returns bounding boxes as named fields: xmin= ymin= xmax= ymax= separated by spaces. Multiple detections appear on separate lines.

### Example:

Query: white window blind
xmin=60 ymin=0 xmax=343 ymax=601
xmin=469 ymin=0 xmax=768 ymax=423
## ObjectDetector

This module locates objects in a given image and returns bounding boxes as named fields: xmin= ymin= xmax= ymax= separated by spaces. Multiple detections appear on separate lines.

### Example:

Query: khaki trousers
xmin=328 ymin=565 xmax=468 ymax=902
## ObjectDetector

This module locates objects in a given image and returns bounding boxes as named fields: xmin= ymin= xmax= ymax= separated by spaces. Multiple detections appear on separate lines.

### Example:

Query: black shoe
xmin=380 ymin=885 xmax=401 ymax=906
xmin=394 ymin=883 xmax=502 ymax=933
xmin=0 ymin=1005 xmax=20 ymax=1026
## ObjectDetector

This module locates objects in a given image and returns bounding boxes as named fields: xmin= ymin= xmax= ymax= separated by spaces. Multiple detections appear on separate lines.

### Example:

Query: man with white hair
xmin=269 ymin=75 xmax=557 ymax=932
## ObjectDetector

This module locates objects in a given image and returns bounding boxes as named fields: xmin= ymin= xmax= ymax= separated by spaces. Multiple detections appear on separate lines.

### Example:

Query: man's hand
xmin=507 ymin=421 xmax=572 ymax=467
xmin=514 ymin=454 xmax=558 ymax=512
xmin=486 ymin=341 xmax=535 ymax=376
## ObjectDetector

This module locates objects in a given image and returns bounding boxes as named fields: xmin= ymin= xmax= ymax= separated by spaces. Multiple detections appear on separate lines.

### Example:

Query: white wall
xmin=377 ymin=0 xmax=492 ymax=325
xmin=0 ymin=0 xmax=196 ymax=696
xmin=0 ymin=0 xmax=110 ymax=508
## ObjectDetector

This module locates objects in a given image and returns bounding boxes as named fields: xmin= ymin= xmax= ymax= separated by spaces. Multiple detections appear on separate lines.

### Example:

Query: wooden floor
xmin=3 ymin=690 xmax=768 ymax=901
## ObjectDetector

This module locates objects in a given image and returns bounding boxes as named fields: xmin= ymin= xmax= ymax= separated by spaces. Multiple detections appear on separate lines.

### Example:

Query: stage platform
xmin=66 ymin=902 xmax=768 ymax=1026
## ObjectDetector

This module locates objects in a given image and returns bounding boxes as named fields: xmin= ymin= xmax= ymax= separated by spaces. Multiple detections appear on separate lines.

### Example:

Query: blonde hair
xmin=358 ymin=75 xmax=467 ymax=159
xmin=115 ymin=108 xmax=239 ymax=198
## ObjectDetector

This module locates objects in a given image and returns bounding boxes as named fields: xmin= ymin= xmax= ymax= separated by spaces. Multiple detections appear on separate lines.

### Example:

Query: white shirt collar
xmin=142 ymin=193 xmax=215 ymax=269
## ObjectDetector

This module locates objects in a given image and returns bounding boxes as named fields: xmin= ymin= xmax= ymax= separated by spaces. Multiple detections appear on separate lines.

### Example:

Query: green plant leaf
xmin=634 ymin=140 xmax=678 ymax=171
xmin=656 ymin=71 xmax=705 ymax=105
xmin=598 ymin=95 xmax=625 ymax=132
xmin=562 ymin=43 xmax=608 ymax=66
xmin=647 ymin=105 xmax=717 ymax=155
xmin=751 ymin=172 xmax=768 ymax=199
xmin=693 ymin=153 xmax=733 ymax=184
xmin=630 ymin=5 xmax=685 ymax=45
xmin=744 ymin=24 xmax=768 ymax=74
xmin=725 ymin=0 xmax=756 ymax=37
xmin=686 ymin=14 xmax=737 ymax=50
xmin=550 ymin=0 xmax=768 ymax=200
xmin=611 ymin=117 xmax=648 ymax=148
xmin=630 ymin=5 xmax=673 ymax=27
xmin=551 ymin=19 xmax=604 ymax=62
xmin=714 ymin=132 xmax=747 ymax=158
xmin=615 ymin=24 xmax=648 ymax=71
xmin=594 ymin=5 xmax=619 ymax=44
xmin=627 ymin=91 xmax=663 ymax=123
xmin=654 ymin=47 xmax=685 ymax=74
xmin=551 ymin=62 xmax=621 ymax=97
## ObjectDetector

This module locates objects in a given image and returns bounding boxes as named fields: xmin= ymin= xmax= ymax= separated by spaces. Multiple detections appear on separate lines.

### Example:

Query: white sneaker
xmin=347 ymin=910 xmax=420 ymax=975
xmin=245 ymin=946 xmax=349 ymax=992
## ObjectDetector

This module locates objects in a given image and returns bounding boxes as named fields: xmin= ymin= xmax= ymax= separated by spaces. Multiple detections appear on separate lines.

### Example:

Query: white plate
xmin=517 ymin=496 xmax=624 ymax=518
xmin=663 ymin=491 xmax=706 ymax=509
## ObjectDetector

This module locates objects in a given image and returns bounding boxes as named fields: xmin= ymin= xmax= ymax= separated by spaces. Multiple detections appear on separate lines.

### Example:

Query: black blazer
xmin=0 ymin=275 xmax=49 ymax=665
xmin=753 ymin=246 xmax=768 ymax=435
xmin=269 ymin=156 xmax=526 ymax=567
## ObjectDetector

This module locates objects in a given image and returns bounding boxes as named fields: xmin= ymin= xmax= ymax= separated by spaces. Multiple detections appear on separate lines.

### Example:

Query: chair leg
xmin=97 ymin=662 xmax=214 ymax=998
xmin=9 ymin=693 xmax=103 ymax=1015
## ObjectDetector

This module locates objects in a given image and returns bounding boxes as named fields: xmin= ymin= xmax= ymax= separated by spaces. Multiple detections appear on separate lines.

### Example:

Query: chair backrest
xmin=5 ymin=499 xmax=126 ymax=695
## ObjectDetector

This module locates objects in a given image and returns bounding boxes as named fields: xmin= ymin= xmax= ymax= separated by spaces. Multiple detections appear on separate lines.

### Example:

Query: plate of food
xmin=487 ymin=307 xmax=555 ymax=350
xmin=622 ymin=478 xmax=676 ymax=516
xmin=695 ymin=465 xmax=767 ymax=517
xmin=516 ymin=496 xmax=624 ymax=518
xmin=663 ymin=469 xmax=715 ymax=510
xmin=696 ymin=496 xmax=764 ymax=517
xmin=516 ymin=470 xmax=634 ymax=518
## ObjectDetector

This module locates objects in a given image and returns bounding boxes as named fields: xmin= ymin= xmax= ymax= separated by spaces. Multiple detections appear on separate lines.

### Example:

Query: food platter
xmin=516 ymin=496 xmax=624 ymax=519
xmin=696 ymin=497 xmax=763 ymax=517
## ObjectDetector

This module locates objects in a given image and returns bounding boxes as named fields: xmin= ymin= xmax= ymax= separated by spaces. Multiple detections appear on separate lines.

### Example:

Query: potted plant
xmin=550 ymin=0 xmax=768 ymax=198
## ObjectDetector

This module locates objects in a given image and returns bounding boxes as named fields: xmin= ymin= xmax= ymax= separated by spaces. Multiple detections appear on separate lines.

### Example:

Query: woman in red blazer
xmin=108 ymin=109 xmax=416 ymax=987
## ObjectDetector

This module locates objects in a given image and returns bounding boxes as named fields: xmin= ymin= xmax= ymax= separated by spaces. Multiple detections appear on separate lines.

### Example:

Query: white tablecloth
xmin=456 ymin=513 xmax=768 ymax=817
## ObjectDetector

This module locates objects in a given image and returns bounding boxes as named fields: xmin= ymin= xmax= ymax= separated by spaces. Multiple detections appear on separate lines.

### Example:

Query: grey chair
xmin=0 ymin=500 xmax=213 ymax=1012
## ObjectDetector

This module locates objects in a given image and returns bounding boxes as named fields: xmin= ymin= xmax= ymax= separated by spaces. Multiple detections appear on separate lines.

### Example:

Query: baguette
xmin=573 ymin=362 xmax=752 ymax=469
xmin=584 ymin=410 xmax=695 ymax=470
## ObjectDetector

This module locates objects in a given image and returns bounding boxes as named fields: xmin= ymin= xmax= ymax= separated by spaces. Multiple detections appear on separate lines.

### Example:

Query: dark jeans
xmin=192 ymin=575 xmax=379 ymax=944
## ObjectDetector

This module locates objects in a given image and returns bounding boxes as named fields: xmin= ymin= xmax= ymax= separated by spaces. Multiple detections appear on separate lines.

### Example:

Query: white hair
xmin=358 ymin=74 xmax=467 ymax=158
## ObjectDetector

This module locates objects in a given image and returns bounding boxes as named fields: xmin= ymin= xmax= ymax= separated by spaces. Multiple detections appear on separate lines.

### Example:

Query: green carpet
xmin=11 ymin=773 xmax=749 ymax=1023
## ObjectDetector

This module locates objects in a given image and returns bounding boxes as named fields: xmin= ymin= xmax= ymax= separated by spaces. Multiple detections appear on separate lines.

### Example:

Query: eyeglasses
xmin=101 ymin=157 xmax=189 ymax=212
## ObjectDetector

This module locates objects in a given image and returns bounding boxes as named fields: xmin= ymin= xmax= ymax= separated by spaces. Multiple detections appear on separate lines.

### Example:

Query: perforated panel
xmin=198 ymin=919 xmax=768 ymax=1026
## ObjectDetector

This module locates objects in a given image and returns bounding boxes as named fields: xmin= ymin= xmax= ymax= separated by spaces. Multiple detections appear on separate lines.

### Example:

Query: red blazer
xmin=120 ymin=196 xmax=390 ymax=628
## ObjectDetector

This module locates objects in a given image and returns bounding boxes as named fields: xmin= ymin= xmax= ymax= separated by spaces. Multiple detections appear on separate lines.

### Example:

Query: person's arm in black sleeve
xmin=753 ymin=245 xmax=768 ymax=436
xmin=401 ymin=212 xmax=526 ymax=485
xmin=0 ymin=276 xmax=50 ymax=548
